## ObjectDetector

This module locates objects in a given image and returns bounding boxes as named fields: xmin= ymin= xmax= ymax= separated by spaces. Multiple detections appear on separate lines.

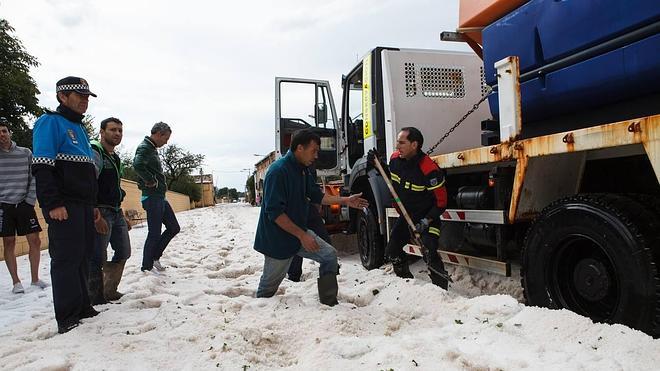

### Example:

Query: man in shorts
xmin=0 ymin=117 xmax=47 ymax=294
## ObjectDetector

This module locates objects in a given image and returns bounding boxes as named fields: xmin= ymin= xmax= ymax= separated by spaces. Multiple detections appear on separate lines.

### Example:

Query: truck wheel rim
xmin=550 ymin=234 xmax=619 ymax=322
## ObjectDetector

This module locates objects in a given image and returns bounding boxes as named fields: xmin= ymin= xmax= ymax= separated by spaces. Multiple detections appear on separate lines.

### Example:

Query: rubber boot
xmin=392 ymin=258 xmax=414 ymax=279
xmin=317 ymin=274 xmax=339 ymax=306
xmin=103 ymin=260 xmax=126 ymax=301
xmin=88 ymin=269 xmax=107 ymax=305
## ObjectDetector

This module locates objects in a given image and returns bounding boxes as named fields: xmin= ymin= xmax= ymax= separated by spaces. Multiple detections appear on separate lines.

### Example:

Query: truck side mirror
xmin=315 ymin=103 xmax=327 ymax=126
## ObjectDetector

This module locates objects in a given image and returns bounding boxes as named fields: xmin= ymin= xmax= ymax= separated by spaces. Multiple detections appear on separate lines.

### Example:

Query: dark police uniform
xmin=32 ymin=105 xmax=98 ymax=332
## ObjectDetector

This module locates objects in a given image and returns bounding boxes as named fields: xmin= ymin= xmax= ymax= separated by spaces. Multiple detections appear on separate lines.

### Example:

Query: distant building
xmin=192 ymin=174 xmax=216 ymax=207
xmin=254 ymin=151 xmax=276 ymax=206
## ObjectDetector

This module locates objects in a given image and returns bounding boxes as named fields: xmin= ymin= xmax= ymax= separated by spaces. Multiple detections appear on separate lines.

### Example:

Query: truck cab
xmin=275 ymin=47 xmax=490 ymax=251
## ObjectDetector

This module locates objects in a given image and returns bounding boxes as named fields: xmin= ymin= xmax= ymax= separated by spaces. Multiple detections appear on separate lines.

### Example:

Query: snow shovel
xmin=372 ymin=156 xmax=452 ymax=283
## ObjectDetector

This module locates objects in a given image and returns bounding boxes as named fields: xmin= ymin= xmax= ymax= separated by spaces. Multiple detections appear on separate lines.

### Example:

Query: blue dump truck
xmin=440 ymin=0 xmax=660 ymax=336
xmin=275 ymin=0 xmax=660 ymax=336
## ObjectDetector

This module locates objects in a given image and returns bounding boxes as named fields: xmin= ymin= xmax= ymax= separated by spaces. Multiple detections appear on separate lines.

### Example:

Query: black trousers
xmin=288 ymin=205 xmax=331 ymax=280
xmin=45 ymin=202 xmax=95 ymax=327
xmin=385 ymin=216 xmax=444 ymax=271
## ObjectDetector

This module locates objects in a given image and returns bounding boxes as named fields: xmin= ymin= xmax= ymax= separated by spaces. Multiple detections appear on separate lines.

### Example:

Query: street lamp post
xmin=198 ymin=168 xmax=205 ymax=208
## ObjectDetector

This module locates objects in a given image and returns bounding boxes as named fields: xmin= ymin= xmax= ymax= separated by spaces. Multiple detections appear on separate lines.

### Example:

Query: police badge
xmin=67 ymin=129 xmax=79 ymax=144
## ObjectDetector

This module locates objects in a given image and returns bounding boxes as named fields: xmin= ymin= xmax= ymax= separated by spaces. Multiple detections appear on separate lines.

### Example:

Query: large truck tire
xmin=521 ymin=193 xmax=660 ymax=336
xmin=625 ymin=194 xmax=660 ymax=222
xmin=357 ymin=207 xmax=384 ymax=270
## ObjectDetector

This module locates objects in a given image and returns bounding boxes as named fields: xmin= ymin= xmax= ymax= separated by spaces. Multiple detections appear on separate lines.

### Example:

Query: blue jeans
xmin=90 ymin=208 xmax=131 ymax=274
xmin=287 ymin=204 xmax=331 ymax=280
xmin=141 ymin=197 xmax=180 ymax=271
xmin=257 ymin=230 xmax=338 ymax=298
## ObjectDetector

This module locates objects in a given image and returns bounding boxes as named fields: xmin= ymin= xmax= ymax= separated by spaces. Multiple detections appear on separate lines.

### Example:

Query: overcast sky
xmin=1 ymin=0 xmax=467 ymax=190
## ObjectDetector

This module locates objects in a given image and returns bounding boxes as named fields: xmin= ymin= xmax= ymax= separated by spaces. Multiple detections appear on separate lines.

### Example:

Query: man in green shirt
xmin=133 ymin=122 xmax=180 ymax=273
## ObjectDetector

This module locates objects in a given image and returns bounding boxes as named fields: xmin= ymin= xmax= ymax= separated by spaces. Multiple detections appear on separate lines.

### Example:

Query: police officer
xmin=368 ymin=127 xmax=450 ymax=289
xmin=32 ymin=76 xmax=101 ymax=334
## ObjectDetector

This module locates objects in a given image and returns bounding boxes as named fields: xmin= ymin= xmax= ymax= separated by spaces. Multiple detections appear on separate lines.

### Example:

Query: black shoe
xmin=58 ymin=320 xmax=80 ymax=334
xmin=393 ymin=261 xmax=414 ymax=279
xmin=80 ymin=306 xmax=100 ymax=319
xmin=91 ymin=296 xmax=108 ymax=306
xmin=105 ymin=291 xmax=124 ymax=301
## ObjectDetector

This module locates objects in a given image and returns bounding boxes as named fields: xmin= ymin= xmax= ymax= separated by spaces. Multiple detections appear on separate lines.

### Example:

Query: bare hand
xmin=125 ymin=216 xmax=132 ymax=231
xmin=95 ymin=217 xmax=109 ymax=235
xmin=49 ymin=206 xmax=68 ymax=221
xmin=94 ymin=208 xmax=109 ymax=234
xmin=299 ymin=232 xmax=320 ymax=252
xmin=346 ymin=192 xmax=370 ymax=209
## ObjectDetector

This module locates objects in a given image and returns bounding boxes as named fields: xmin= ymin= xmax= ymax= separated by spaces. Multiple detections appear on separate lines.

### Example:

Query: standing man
xmin=133 ymin=122 xmax=180 ymax=274
xmin=0 ymin=117 xmax=47 ymax=294
xmin=88 ymin=117 xmax=131 ymax=304
xmin=368 ymin=127 xmax=450 ymax=289
xmin=254 ymin=129 xmax=369 ymax=306
xmin=32 ymin=76 xmax=100 ymax=334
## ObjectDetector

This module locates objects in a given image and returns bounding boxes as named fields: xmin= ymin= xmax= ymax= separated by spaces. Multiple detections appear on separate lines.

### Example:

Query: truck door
xmin=275 ymin=78 xmax=340 ymax=175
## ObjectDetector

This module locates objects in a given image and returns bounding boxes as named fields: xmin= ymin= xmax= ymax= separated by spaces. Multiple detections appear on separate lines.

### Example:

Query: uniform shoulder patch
xmin=419 ymin=155 xmax=439 ymax=175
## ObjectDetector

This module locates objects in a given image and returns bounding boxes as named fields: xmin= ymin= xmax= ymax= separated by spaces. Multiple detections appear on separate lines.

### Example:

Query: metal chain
xmin=426 ymin=85 xmax=493 ymax=155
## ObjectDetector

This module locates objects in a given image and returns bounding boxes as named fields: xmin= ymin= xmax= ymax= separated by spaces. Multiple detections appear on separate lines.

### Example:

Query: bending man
xmin=254 ymin=129 xmax=368 ymax=305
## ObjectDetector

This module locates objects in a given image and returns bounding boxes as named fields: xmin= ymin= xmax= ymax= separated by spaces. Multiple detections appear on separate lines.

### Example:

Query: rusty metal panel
xmin=508 ymin=155 xmax=527 ymax=224
xmin=433 ymin=114 xmax=660 ymax=170
xmin=515 ymin=152 xmax=586 ymax=221
xmin=642 ymin=116 xmax=660 ymax=185
xmin=431 ymin=114 xmax=660 ymax=224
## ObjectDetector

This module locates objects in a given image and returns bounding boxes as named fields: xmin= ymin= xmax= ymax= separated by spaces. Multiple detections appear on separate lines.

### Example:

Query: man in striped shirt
xmin=0 ymin=117 xmax=47 ymax=294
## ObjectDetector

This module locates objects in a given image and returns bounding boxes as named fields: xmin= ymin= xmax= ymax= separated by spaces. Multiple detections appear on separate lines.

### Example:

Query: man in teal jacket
xmin=133 ymin=122 xmax=179 ymax=273
xmin=254 ymin=129 xmax=369 ymax=306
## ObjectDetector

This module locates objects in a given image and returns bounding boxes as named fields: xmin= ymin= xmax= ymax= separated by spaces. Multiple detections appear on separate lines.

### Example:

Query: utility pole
xmin=199 ymin=168 xmax=205 ymax=207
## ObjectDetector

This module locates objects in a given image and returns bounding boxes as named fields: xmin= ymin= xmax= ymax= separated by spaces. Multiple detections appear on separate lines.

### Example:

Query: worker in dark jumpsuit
xmin=368 ymin=126 xmax=450 ymax=289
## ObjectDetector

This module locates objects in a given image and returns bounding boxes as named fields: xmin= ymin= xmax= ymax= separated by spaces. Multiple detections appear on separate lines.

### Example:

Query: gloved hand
xmin=415 ymin=218 xmax=430 ymax=233
xmin=366 ymin=148 xmax=380 ymax=173
xmin=367 ymin=148 xmax=380 ymax=166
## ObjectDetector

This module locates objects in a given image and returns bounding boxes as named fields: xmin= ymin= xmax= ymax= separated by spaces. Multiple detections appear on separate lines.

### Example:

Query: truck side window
xmin=345 ymin=69 xmax=365 ymax=167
